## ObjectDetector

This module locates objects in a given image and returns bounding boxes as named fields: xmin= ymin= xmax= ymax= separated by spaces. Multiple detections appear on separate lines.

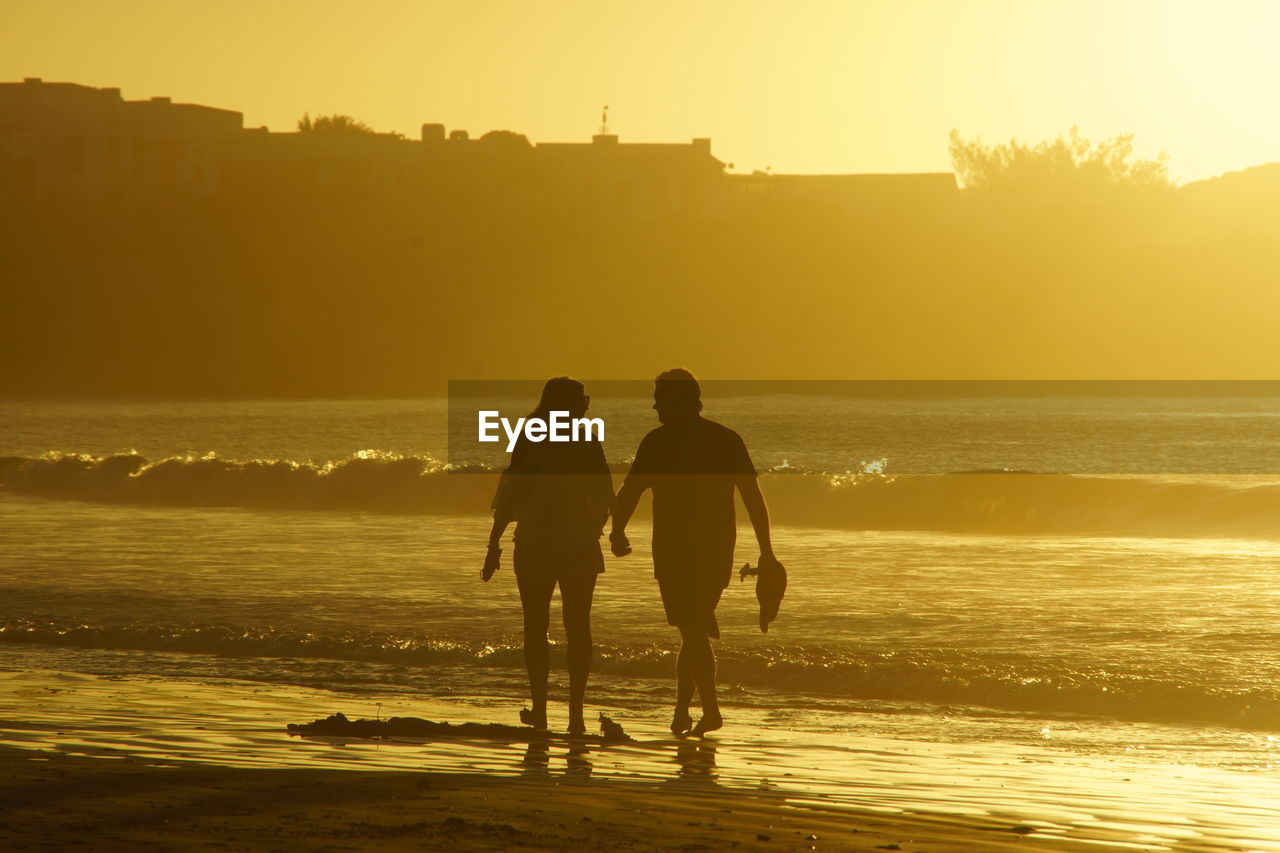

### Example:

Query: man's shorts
xmin=656 ymin=571 xmax=725 ymax=639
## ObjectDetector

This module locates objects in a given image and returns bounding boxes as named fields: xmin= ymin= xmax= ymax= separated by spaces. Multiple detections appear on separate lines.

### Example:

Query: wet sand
xmin=0 ymin=745 xmax=1088 ymax=852
xmin=1 ymin=668 xmax=1277 ymax=851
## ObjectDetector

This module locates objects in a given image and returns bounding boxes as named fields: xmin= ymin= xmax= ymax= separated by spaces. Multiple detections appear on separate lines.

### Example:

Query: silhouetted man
xmin=610 ymin=369 xmax=782 ymax=736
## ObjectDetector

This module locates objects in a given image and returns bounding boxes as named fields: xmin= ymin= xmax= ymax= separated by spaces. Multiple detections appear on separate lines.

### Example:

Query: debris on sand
xmin=598 ymin=713 xmax=629 ymax=742
xmin=287 ymin=712 xmax=632 ymax=743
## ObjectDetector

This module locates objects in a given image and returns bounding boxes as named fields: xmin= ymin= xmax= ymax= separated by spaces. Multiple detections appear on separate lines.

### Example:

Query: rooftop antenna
xmin=598 ymin=105 xmax=610 ymax=135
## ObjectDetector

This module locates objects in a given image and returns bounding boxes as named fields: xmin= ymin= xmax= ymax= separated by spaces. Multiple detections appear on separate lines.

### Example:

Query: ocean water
xmin=2 ymin=396 xmax=1279 ymax=776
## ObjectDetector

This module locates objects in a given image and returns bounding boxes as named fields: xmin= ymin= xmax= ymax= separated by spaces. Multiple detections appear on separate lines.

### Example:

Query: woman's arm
xmin=591 ymin=442 xmax=616 ymax=534
xmin=483 ymin=439 xmax=527 ymax=580
xmin=487 ymin=507 xmax=513 ymax=549
xmin=482 ymin=503 xmax=512 ymax=581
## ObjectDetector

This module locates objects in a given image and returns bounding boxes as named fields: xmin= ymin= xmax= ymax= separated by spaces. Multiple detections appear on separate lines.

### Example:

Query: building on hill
xmin=529 ymin=134 xmax=728 ymax=219
xmin=222 ymin=121 xmax=731 ymax=219
xmin=0 ymin=77 xmax=242 ymax=205
xmin=1 ymin=79 xmax=958 ymax=220
xmin=220 ymin=125 xmax=415 ymax=198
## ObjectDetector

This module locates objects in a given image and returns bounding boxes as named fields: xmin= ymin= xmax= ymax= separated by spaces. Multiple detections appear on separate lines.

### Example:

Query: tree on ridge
xmin=297 ymin=113 xmax=377 ymax=135
xmin=948 ymin=127 xmax=1172 ymax=194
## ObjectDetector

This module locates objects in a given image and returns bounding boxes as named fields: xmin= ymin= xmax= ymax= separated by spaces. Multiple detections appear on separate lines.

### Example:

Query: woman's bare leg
xmin=559 ymin=571 xmax=597 ymax=734
xmin=516 ymin=570 xmax=556 ymax=729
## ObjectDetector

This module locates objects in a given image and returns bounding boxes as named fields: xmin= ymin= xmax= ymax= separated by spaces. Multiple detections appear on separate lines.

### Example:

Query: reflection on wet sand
xmin=521 ymin=738 xmax=594 ymax=781
xmin=521 ymin=739 xmax=550 ymax=777
xmin=671 ymin=740 xmax=718 ymax=784
xmin=520 ymin=736 xmax=715 ymax=787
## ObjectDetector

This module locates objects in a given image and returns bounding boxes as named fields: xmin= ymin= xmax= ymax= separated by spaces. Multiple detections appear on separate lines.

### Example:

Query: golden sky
xmin=5 ymin=0 xmax=1280 ymax=183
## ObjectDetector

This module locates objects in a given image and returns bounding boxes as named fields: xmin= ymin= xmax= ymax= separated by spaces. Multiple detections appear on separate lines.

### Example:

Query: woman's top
xmin=491 ymin=436 xmax=614 ymax=547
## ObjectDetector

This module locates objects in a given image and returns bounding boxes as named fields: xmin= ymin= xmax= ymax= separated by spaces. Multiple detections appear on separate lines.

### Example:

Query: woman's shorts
xmin=513 ymin=538 xmax=604 ymax=584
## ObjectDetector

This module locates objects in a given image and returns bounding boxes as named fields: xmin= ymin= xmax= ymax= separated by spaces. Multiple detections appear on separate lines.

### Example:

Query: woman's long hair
xmin=528 ymin=376 xmax=586 ymax=421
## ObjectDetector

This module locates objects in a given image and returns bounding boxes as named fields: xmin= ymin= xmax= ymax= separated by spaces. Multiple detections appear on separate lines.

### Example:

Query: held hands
xmin=481 ymin=544 xmax=502 ymax=582
xmin=609 ymin=529 xmax=632 ymax=558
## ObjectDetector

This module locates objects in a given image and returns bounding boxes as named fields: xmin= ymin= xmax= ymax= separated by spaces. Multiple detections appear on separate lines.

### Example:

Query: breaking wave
xmin=1 ymin=451 xmax=1278 ymax=539
xmin=0 ymin=450 xmax=496 ymax=515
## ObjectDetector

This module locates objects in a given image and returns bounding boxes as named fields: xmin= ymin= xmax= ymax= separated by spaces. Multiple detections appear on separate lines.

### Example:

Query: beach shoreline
xmin=2 ymin=667 xmax=1277 ymax=851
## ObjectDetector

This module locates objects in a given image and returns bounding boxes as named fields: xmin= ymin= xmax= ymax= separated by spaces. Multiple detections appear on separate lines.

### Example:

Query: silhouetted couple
xmin=483 ymin=369 xmax=784 ymax=737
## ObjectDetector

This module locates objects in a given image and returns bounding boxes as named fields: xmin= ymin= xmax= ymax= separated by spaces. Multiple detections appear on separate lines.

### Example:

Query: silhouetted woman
xmin=483 ymin=377 xmax=613 ymax=734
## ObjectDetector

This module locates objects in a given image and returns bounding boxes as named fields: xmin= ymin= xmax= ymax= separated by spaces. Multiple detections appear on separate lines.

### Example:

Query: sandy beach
xmin=0 ymin=745 xmax=1083 ymax=853
xmin=2 ymin=667 xmax=1277 ymax=852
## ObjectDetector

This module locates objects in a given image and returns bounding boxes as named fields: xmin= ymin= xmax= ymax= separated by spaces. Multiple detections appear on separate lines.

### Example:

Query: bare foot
xmin=689 ymin=711 xmax=722 ymax=737
xmin=670 ymin=709 xmax=694 ymax=737
xmin=519 ymin=707 xmax=548 ymax=730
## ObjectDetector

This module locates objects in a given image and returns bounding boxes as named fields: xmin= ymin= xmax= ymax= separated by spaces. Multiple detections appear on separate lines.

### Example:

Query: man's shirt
xmin=622 ymin=416 xmax=756 ymax=585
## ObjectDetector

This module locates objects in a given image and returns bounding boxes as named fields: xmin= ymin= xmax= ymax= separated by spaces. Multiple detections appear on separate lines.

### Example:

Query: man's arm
xmin=610 ymin=434 xmax=655 ymax=557
xmin=608 ymin=477 xmax=645 ymax=556
xmin=737 ymin=474 xmax=778 ymax=564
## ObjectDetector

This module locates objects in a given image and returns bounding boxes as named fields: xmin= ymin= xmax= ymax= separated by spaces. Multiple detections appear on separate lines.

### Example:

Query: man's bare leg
xmin=672 ymin=644 xmax=695 ymax=736
xmin=678 ymin=624 xmax=722 ymax=736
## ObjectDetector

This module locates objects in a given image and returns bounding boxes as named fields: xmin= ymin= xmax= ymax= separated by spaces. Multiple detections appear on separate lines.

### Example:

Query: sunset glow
xmin=4 ymin=3 xmax=1280 ymax=851
xmin=5 ymin=0 xmax=1280 ymax=181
